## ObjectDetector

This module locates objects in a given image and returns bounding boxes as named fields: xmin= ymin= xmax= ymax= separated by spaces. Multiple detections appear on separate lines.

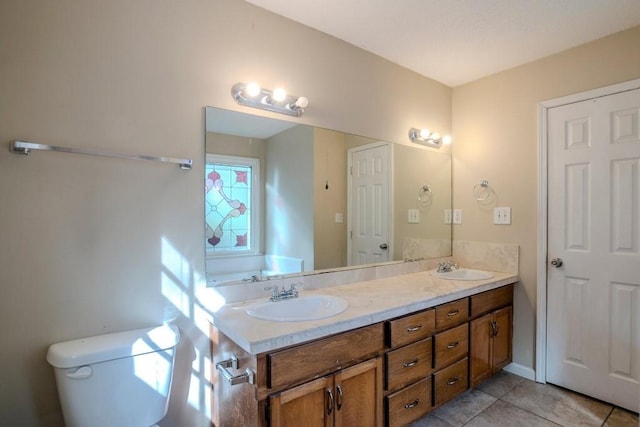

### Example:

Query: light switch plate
xmin=453 ymin=209 xmax=462 ymax=224
xmin=408 ymin=209 xmax=420 ymax=223
xmin=493 ymin=207 xmax=511 ymax=224
xmin=444 ymin=209 xmax=452 ymax=224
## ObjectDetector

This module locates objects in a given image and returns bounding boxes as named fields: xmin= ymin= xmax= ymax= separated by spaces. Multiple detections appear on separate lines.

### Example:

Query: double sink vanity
xmin=209 ymin=266 xmax=517 ymax=426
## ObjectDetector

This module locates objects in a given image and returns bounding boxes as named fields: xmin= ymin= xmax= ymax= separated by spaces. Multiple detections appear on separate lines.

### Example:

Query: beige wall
xmin=313 ymin=128 xmax=348 ymax=270
xmin=393 ymin=144 xmax=452 ymax=260
xmin=265 ymin=125 xmax=315 ymax=269
xmin=452 ymin=26 xmax=640 ymax=373
xmin=0 ymin=1 xmax=451 ymax=424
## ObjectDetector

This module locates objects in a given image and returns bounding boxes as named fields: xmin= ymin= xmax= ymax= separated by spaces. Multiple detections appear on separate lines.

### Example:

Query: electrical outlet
xmin=408 ymin=209 xmax=420 ymax=224
xmin=335 ymin=213 xmax=344 ymax=223
xmin=444 ymin=209 xmax=452 ymax=224
xmin=493 ymin=207 xmax=511 ymax=225
xmin=453 ymin=209 xmax=462 ymax=224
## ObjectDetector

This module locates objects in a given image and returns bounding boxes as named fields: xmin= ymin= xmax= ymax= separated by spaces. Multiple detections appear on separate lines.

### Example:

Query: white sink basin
xmin=430 ymin=268 xmax=494 ymax=281
xmin=246 ymin=295 xmax=349 ymax=322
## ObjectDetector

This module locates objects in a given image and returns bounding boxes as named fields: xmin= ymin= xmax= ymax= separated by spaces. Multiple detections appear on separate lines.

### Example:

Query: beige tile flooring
xmin=411 ymin=372 xmax=639 ymax=427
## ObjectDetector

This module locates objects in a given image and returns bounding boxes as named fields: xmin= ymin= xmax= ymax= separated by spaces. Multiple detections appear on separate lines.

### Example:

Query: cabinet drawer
xmin=433 ymin=358 xmax=468 ymax=406
xmin=435 ymin=298 xmax=468 ymax=330
xmin=386 ymin=376 xmax=432 ymax=427
xmin=387 ymin=309 xmax=435 ymax=348
xmin=433 ymin=323 xmax=468 ymax=370
xmin=386 ymin=338 xmax=432 ymax=392
xmin=268 ymin=323 xmax=384 ymax=389
xmin=470 ymin=285 xmax=513 ymax=318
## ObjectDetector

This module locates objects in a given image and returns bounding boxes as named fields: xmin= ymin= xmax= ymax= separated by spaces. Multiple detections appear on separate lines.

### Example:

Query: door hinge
xmin=350 ymin=230 xmax=353 ymax=239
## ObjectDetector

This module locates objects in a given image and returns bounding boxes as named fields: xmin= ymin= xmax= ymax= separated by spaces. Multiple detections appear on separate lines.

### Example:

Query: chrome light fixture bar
xmin=231 ymin=82 xmax=309 ymax=117
xmin=408 ymin=128 xmax=451 ymax=148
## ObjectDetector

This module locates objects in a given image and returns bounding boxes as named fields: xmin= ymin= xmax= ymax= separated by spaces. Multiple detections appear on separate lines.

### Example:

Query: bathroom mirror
xmin=205 ymin=106 xmax=452 ymax=286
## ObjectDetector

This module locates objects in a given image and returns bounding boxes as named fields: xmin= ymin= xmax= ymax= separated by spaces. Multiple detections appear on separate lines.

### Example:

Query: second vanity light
xmin=231 ymin=82 xmax=309 ymax=117
xmin=408 ymin=128 xmax=451 ymax=148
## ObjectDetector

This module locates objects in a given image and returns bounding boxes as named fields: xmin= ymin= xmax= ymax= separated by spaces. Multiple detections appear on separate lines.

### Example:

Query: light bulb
xmin=419 ymin=129 xmax=431 ymax=139
xmin=443 ymin=135 xmax=452 ymax=145
xmin=244 ymin=82 xmax=261 ymax=98
xmin=272 ymin=88 xmax=287 ymax=102
xmin=294 ymin=96 xmax=309 ymax=109
xmin=430 ymin=132 xmax=441 ymax=141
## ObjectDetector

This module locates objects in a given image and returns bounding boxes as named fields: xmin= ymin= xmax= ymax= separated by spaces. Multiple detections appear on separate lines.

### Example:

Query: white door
xmin=546 ymin=88 xmax=640 ymax=412
xmin=348 ymin=142 xmax=391 ymax=266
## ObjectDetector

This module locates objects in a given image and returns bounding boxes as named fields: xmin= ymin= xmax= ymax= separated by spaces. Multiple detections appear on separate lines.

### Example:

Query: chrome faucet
xmin=437 ymin=261 xmax=459 ymax=273
xmin=265 ymin=283 xmax=300 ymax=302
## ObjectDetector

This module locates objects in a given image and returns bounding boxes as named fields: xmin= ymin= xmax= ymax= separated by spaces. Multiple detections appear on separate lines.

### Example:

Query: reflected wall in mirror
xmin=205 ymin=106 xmax=452 ymax=286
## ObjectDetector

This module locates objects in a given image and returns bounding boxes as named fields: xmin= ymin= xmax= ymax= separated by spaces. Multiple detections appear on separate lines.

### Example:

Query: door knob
xmin=380 ymin=243 xmax=388 ymax=250
xmin=550 ymin=258 xmax=563 ymax=268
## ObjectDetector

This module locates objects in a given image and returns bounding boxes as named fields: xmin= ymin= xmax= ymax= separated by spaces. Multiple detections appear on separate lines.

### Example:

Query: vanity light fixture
xmin=408 ymin=128 xmax=451 ymax=148
xmin=231 ymin=82 xmax=309 ymax=117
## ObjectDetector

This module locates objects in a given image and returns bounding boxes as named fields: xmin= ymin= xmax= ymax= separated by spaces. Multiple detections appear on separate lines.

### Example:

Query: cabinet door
xmin=469 ymin=313 xmax=492 ymax=387
xmin=334 ymin=358 xmax=383 ymax=427
xmin=492 ymin=306 xmax=512 ymax=373
xmin=270 ymin=376 xmax=334 ymax=427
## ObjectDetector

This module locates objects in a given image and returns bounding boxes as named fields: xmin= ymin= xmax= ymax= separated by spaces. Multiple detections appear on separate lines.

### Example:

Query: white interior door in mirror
xmin=348 ymin=142 xmax=392 ymax=266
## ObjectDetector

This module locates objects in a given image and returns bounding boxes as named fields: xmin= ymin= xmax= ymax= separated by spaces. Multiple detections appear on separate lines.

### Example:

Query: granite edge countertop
xmin=212 ymin=269 xmax=519 ymax=355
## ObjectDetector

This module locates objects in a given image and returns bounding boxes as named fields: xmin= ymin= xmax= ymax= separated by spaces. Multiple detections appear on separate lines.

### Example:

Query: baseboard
xmin=503 ymin=362 xmax=536 ymax=381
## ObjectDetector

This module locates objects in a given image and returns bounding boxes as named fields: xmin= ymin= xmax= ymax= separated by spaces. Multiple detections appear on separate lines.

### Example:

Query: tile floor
xmin=411 ymin=372 xmax=639 ymax=427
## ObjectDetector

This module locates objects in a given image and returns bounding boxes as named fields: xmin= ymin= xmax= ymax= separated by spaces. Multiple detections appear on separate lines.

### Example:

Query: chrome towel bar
xmin=9 ymin=140 xmax=193 ymax=170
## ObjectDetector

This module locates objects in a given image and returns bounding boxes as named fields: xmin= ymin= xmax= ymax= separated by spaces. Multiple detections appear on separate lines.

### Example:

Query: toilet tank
xmin=47 ymin=324 xmax=180 ymax=427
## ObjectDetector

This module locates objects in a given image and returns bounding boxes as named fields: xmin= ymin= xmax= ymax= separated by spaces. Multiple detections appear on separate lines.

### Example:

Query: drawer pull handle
xmin=403 ymin=358 xmax=419 ymax=368
xmin=406 ymin=325 xmax=422 ymax=332
xmin=447 ymin=310 xmax=459 ymax=317
xmin=490 ymin=320 xmax=500 ymax=337
xmin=404 ymin=399 xmax=420 ymax=409
xmin=447 ymin=376 xmax=460 ymax=386
xmin=446 ymin=341 xmax=459 ymax=349
xmin=336 ymin=385 xmax=343 ymax=410
xmin=327 ymin=389 xmax=334 ymax=415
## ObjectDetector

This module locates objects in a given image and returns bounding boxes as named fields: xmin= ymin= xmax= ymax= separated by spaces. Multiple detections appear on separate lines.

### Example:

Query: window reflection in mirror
xmin=205 ymin=106 xmax=452 ymax=286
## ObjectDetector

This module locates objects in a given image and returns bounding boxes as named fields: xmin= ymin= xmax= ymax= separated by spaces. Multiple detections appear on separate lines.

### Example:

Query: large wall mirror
xmin=205 ymin=106 xmax=452 ymax=286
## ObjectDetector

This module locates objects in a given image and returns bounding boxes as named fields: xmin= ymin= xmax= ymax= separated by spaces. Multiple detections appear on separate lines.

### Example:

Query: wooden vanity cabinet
xmin=469 ymin=285 xmax=514 ymax=387
xmin=211 ymin=323 xmax=384 ymax=427
xmin=269 ymin=357 xmax=383 ymax=427
xmin=211 ymin=283 xmax=514 ymax=427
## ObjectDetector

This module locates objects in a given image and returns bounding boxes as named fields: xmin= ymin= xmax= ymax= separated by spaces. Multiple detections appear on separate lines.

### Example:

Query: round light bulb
xmin=244 ymin=82 xmax=261 ymax=98
xmin=419 ymin=129 xmax=431 ymax=139
xmin=430 ymin=132 xmax=441 ymax=140
xmin=443 ymin=135 xmax=452 ymax=145
xmin=294 ymin=96 xmax=309 ymax=108
xmin=272 ymin=88 xmax=287 ymax=102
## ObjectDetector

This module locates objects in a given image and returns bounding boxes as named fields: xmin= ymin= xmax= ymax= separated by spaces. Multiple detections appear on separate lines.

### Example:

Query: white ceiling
xmin=246 ymin=0 xmax=640 ymax=87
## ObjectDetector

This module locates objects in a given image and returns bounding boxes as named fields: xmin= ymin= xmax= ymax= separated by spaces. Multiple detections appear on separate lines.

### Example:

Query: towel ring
xmin=473 ymin=180 xmax=491 ymax=201
xmin=417 ymin=185 xmax=432 ymax=208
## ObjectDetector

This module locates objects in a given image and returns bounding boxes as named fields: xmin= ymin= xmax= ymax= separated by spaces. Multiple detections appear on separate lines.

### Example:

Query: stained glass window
xmin=205 ymin=154 xmax=260 ymax=255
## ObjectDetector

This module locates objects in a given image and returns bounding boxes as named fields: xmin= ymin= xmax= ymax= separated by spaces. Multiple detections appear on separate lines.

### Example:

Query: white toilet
xmin=47 ymin=324 xmax=180 ymax=427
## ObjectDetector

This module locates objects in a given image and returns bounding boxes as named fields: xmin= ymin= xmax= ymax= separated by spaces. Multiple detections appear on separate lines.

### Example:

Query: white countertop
xmin=212 ymin=269 xmax=518 ymax=355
